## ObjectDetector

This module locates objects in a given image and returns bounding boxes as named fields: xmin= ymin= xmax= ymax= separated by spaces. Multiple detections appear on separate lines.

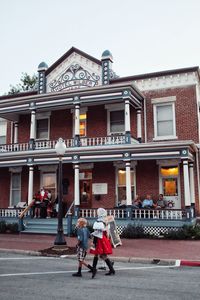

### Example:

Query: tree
xmin=8 ymin=72 xmax=38 ymax=94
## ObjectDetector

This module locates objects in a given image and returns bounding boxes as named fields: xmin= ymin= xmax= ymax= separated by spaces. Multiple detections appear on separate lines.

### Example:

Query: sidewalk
xmin=0 ymin=234 xmax=200 ymax=266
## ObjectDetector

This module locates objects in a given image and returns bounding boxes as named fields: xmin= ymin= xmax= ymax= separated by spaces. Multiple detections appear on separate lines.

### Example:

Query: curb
xmin=180 ymin=260 xmax=200 ymax=267
xmin=1 ymin=248 xmax=200 ymax=267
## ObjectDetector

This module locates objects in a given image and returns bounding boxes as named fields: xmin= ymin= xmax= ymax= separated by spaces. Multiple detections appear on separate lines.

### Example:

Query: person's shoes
xmin=87 ymin=264 xmax=93 ymax=273
xmin=105 ymin=270 xmax=115 ymax=276
xmin=91 ymin=269 xmax=97 ymax=279
xmin=72 ymin=272 xmax=82 ymax=277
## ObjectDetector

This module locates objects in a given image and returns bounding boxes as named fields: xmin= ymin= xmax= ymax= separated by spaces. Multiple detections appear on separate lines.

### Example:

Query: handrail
xmin=19 ymin=200 xmax=35 ymax=219
xmin=65 ymin=201 xmax=75 ymax=217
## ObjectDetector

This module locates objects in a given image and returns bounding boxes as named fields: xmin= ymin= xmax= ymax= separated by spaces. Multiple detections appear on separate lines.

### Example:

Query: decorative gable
xmin=46 ymin=51 xmax=102 ymax=93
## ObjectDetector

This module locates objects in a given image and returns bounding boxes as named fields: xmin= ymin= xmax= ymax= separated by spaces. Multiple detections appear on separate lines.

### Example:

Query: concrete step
xmin=22 ymin=218 xmax=68 ymax=235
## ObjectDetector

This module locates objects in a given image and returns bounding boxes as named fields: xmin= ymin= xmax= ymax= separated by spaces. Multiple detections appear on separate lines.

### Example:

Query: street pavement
xmin=0 ymin=233 xmax=200 ymax=266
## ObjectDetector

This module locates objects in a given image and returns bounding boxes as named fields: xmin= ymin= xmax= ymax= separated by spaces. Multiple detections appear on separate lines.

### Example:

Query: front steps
xmin=22 ymin=218 xmax=68 ymax=235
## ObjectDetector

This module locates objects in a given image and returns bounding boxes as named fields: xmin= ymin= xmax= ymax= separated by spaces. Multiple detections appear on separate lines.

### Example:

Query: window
xmin=10 ymin=173 xmax=21 ymax=207
xmin=117 ymin=169 xmax=134 ymax=204
xmin=41 ymin=173 xmax=56 ymax=200
xmin=36 ymin=119 xmax=49 ymax=139
xmin=79 ymin=113 xmax=87 ymax=136
xmin=0 ymin=118 xmax=7 ymax=144
xmin=152 ymin=97 xmax=176 ymax=140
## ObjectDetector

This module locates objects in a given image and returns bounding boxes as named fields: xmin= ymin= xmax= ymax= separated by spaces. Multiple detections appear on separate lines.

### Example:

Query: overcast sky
xmin=0 ymin=0 xmax=200 ymax=95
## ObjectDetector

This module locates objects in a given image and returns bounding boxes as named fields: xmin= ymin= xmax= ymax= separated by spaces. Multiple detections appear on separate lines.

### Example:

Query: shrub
xmin=6 ymin=222 xmax=19 ymax=233
xmin=0 ymin=221 xmax=7 ymax=233
xmin=121 ymin=224 xmax=148 ymax=239
xmin=163 ymin=224 xmax=200 ymax=240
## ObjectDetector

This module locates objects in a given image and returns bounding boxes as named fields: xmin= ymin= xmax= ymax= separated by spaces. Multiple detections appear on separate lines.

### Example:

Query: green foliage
xmin=0 ymin=221 xmax=19 ymax=233
xmin=121 ymin=224 xmax=148 ymax=239
xmin=6 ymin=222 xmax=19 ymax=233
xmin=8 ymin=72 xmax=38 ymax=94
xmin=0 ymin=221 xmax=7 ymax=233
xmin=163 ymin=224 xmax=200 ymax=240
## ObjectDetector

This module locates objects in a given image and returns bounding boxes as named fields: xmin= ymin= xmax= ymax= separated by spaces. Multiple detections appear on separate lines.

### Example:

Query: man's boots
xmin=92 ymin=256 xmax=98 ymax=278
xmin=105 ymin=258 xmax=115 ymax=275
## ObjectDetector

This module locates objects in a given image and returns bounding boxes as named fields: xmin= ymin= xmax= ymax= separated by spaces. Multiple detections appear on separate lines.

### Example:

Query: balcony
xmin=0 ymin=134 xmax=139 ymax=154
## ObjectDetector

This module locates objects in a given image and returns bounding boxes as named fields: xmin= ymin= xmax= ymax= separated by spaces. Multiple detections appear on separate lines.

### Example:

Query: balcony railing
xmin=0 ymin=134 xmax=136 ymax=153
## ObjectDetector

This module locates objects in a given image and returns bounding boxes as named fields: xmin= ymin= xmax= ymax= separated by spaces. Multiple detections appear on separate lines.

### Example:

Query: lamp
xmin=54 ymin=138 xmax=67 ymax=245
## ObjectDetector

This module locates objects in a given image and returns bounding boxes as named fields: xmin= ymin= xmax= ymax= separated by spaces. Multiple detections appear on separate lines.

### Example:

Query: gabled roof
xmin=45 ymin=46 xmax=102 ymax=76
xmin=111 ymin=66 xmax=200 ymax=83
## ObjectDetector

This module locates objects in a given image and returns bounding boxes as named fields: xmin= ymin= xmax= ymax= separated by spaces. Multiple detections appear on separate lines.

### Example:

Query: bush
xmin=6 ymin=222 xmax=19 ymax=233
xmin=121 ymin=224 xmax=148 ymax=239
xmin=0 ymin=221 xmax=7 ymax=233
xmin=163 ymin=224 xmax=200 ymax=240
xmin=0 ymin=221 xmax=19 ymax=233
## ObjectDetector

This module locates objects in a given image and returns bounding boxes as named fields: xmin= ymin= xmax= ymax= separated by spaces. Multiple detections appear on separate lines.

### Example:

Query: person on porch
xmin=142 ymin=194 xmax=154 ymax=209
xmin=154 ymin=194 xmax=167 ymax=209
xmin=132 ymin=195 xmax=142 ymax=208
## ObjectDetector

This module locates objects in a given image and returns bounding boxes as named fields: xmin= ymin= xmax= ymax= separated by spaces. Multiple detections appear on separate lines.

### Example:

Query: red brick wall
xmin=92 ymin=162 xmax=115 ymax=208
xmin=144 ymin=85 xmax=199 ymax=143
xmin=87 ymin=105 xmax=107 ymax=137
xmin=50 ymin=110 xmax=72 ymax=140
xmin=18 ymin=115 xmax=30 ymax=143
xmin=0 ymin=168 xmax=10 ymax=207
xmin=136 ymin=160 xmax=159 ymax=201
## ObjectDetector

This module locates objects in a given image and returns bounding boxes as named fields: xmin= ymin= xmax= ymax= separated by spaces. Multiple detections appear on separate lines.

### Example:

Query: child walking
xmin=72 ymin=217 xmax=93 ymax=277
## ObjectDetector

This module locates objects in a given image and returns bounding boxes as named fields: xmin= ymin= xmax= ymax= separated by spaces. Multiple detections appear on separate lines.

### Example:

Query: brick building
xmin=0 ymin=47 xmax=200 ymax=218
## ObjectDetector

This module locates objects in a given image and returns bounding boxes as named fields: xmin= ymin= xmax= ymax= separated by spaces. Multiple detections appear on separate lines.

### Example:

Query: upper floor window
xmin=105 ymin=103 xmax=125 ymax=135
xmin=36 ymin=112 xmax=50 ymax=140
xmin=0 ymin=118 xmax=7 ymax=144
xmin=152 ymin=96 xmax=176 ymax=140
xmin=80 ymin=112 xmax=87 ymax=137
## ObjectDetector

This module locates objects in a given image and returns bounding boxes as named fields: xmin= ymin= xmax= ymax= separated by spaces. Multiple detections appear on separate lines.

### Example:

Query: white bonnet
xmin=97 ymin=207 xmax=107 ymax=218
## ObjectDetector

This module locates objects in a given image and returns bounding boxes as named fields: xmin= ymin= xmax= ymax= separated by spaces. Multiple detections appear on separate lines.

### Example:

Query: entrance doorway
xmin=79 ymin=170 xmax=92 ymax=208
xmin=160 ymin=165 xmax=180 ymax=209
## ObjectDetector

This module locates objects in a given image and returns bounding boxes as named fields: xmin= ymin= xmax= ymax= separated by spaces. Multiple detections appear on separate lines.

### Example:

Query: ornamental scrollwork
xmin=49 ymin=64 xmax=100 ymax=92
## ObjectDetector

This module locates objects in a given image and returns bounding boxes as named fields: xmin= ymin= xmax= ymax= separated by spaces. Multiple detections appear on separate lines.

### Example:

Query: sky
xmin=0 ymin=0 xmax=200 ymax=95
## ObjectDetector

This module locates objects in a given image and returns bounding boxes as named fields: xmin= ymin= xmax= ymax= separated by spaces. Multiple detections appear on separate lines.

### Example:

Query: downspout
xmin=143 ymin=97 xmax=147 ymax=143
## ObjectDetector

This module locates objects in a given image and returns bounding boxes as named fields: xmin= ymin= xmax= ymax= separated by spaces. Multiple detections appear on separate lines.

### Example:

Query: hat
xmin=97 ymin=208 xmax=107 ymax=218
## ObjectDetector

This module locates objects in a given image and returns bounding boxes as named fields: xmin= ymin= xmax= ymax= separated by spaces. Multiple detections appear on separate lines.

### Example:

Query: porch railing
xmin=0 ymin=207 xmax=191 ymax=221
xmin=0 ymin=134 xmax=138 ymax=154
xmin=79 ymin=208 xmax=191 ymax=221
xmin=0 ymin=208 xmax=31 ymax=218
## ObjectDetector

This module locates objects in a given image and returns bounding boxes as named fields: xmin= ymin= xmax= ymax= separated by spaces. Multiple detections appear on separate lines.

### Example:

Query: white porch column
xmin=183 ymin=160 xmax=191 ymax=207
xmin=14 ymin=122 xmax=18 ymax=144
xmin=30 ymin=110 xmax=36 ymax=140
xmin=125 ymin=161 xmax=132 ymax=206
xmin=125 ymin=100 xmax=131 ymax=133
xmin=28 ymin=166 xmax=34 ymax=205
xmin=137 ymin=109 xmax=142 ymax=141
xmin=74 ymin=164 xmax=80 ymax=206
xmin=74 ymin=104 xmax=80 ymax=136
xmin=189 ymin=162 xmax=195 ymax=205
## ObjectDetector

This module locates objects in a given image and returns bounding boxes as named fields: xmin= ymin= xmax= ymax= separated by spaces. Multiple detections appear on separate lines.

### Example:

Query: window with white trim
xmin=105 ymin=104 xmax=125 ymax=135
xmin=10 ymin=173 xmax=21 ymax=207
xmin=36 ymin=112 xmax=50 ymax=140
xmin=152 ymin=97 xmax=176 ymax=140
xmin=0 ymin=118 xmax=7 ymax=144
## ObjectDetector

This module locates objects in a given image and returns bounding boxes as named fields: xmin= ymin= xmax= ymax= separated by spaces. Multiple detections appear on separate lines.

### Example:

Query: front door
xmin=160 ymin=165 xmax=180 ymax=209
xmin=80 ymin=179 xmax=92 ymax=208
